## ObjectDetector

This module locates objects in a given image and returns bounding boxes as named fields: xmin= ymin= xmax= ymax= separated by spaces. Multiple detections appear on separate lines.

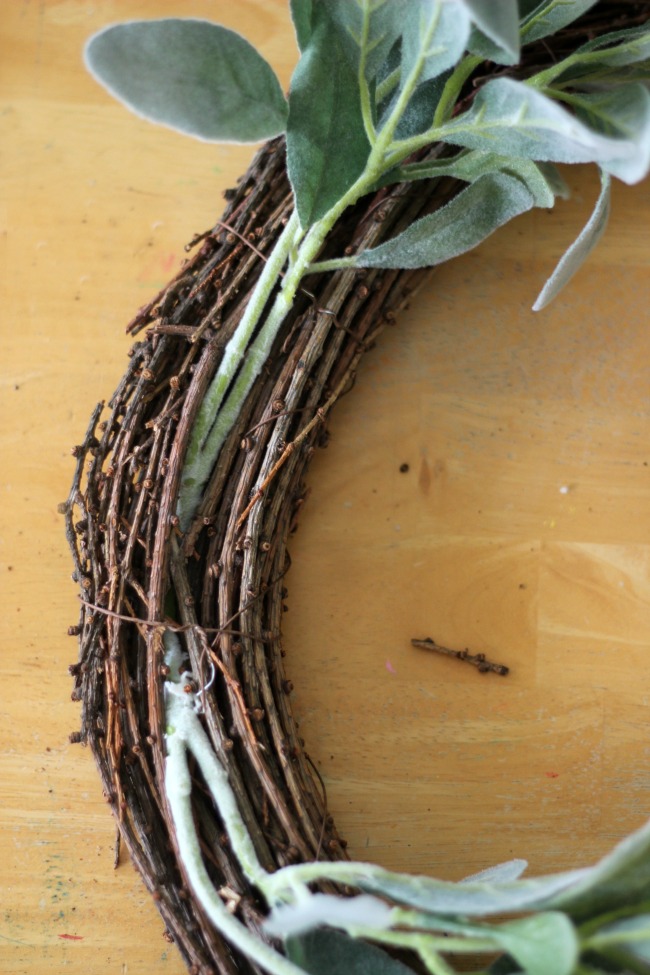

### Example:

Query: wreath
xmin=64 ymin=3 xmax=650 ymax=973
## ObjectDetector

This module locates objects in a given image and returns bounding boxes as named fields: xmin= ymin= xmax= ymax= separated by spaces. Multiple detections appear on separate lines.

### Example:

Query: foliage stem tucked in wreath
xmin=65 ymin=3 xmax=650 ymax=974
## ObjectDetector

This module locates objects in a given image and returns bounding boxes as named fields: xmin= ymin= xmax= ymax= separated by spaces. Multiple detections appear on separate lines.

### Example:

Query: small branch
xmin=235 ymin=368 xmax=355 ymax=531
xmin=411 ymin=637 xmax=510 ymax=676
xmin=306 ymin=256 xmax=358 ymax=275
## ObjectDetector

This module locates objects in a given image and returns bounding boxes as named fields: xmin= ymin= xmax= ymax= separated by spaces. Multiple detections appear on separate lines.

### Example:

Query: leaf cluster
xmin=266 ymin=816 xmax=650 ymax=975
xmin=86 ymin=0 xmax=650 ymax=308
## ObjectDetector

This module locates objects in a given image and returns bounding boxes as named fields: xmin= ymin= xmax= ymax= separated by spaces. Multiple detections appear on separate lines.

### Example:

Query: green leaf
xmin=490 ymin=913 xmax=579 ymax=975
xmin=537 ymin=162 xmax=570 ymax=200
xmin=549 ymin=817 xmax=650 ymax=921
xmin=286 ymin=928 xmax=414 ymax=975
xmin=382 ymin=75 xmax=450 ymax=141
xmin=487 ymin=956 xmax=523 ymax=974
xmin=353 ymin=862 xmax=589 ymax=916
xmin=573 ymin=83 xmax=650 ymax=185
xmin=592 ymin=912 xmax=650 ymax=970
xmin=286 ymin=4 xmax=371 ymax=228
xmin=401 ymin=0 xmax=471 ymax=86
xmin=520 ymin=0 xmax=599 ymax=46
xmin=462 ymin=0 xmax=520 ymax=65
xmin=462 ymin=859 xmax=528 ymax=884
xmin=84 ymin=19 xmax=288 ymax=143
xmin=439 ymin=77 xmax=649 ymax=183
xmin=352 ymin=172 xmax=534 ymax=270
xmin=290 ymin=0 xmax=313 ymax=51
xmin=574 ymin=22 xmax=650 ymax=68
xmin=327 ymin=0 xmax=410 ymax=83
xmin=393 ymin=150 xmax=559 ymax=207
xmin=533 ymin=170 xmax=610 ymax=311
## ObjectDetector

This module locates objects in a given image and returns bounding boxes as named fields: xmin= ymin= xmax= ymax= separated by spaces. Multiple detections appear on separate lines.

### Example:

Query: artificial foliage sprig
xmin=83 ymin=3 xmax=650 ymax=974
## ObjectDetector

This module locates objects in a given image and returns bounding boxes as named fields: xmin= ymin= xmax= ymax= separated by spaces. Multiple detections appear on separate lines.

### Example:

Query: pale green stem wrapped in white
xmin=163 ymin=633 xmax=308 ymax=975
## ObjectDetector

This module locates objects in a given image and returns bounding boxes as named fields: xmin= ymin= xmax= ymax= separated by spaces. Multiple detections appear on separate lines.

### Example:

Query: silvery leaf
xmin=401 ymin=0 xmax=471 ymax=86
xmin=84 ymin=19 xmax=288 ymax=143
xmin=461 ymin=0 xmax=520 ymax=65
xmin=533 ymin=170 xmax=610 ymax=311
xmin=520 ymin=0 xmax=599 ymax=46
xmin=287 ymin=4 xmax=371 ymax=228
xmin=286 ymin=928 xmax=414 ymax=975
xmin=440 ymin=78 xmax=647 ymax=183
xmin=353 ymin=172 xmax=535 ymax=270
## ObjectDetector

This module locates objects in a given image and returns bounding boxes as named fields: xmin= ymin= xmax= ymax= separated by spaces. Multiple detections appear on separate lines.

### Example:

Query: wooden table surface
xmin=2 ymin=2 xmax=650 ymax=972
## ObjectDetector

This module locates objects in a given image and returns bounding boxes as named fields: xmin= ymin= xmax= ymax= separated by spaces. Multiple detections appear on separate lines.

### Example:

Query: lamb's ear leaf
xmin=460 ymin=0 xmax=520 ymax=65
xmin=380 ymin=75 xmax=450 ymax=142
xmin=439 ymin=78 xmax=648 ymax=183
xmin=286 ymin=4 xmax=370 ymax=228
xmin=326 ymin=0 xmax=410 ymax=82
xmin=393 ymin=152 xmax=558 ymax=208
xmin=573 ymin=22 xmax=650 ymax=66
xmin=546 ymin=816 xmax=650 ymax=920
xmin=84 ymin=19 xmax=288 ymax=143
xmin=286 ymin=928 xmax=414 ymax=975
xmin=354 ymin=862 xmax=588 ymax=916
xmin=533 ymin=170 xmax=610 ymax=311
xmin=289 ymin=0 xmax=313 ymax=52
xmin=573 ymin=83 xmax=650 ymax=185
xmin=520 ymin=0 xmax=599 ymax=45
xmin=401 ymin=0 xmax=471 ymax=86
xmin=461 ymin=859 xmax=528 ymax=884
xmin=592 ymin=913 xmax=650 ymax=968
xmin=489 ymin=913 xmax=579 ymax=975
xmin=352 ymin=172 xmax=534 ymax=270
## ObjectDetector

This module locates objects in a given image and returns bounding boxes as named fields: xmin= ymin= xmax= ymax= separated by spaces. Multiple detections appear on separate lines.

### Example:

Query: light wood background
xmin=2 ymin=2 xmax=650 ymax=972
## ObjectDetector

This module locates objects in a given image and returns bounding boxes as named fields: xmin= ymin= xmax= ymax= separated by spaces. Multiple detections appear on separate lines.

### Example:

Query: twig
xmin=411 ymin=637 xmax=510 ymax=676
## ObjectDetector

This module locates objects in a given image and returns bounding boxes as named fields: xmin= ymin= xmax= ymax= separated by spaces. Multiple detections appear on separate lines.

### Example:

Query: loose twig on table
xmin=411 ymin=637 xmax=510 ymax=676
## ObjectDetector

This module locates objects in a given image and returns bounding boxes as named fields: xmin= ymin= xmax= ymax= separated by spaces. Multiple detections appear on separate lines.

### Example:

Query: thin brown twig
xmin=235 ymin=367 xmax=361 ymax=531
xmin=411 ymin=637 xmax=510 ymax=676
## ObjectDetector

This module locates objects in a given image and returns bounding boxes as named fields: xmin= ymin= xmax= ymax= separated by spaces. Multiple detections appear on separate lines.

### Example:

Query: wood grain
xmin=1 ymin=2 xmax=649 ymax=972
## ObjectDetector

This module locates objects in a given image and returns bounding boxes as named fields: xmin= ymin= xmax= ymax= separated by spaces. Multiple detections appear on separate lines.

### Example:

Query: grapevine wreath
xmin=64 ymin=3 xmax=650 ymax=973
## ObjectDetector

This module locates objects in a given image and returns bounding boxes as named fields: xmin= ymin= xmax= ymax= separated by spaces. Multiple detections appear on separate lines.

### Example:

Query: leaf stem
xmin=373 ymin=0 xmax=444 ymax=156
xmin=305 ymin=256 xmax=358 ymax=274
xmin=358 ymin=1 xmax=377 ymax=146
xmin=433 ymin=54 xmax=482 ymax=128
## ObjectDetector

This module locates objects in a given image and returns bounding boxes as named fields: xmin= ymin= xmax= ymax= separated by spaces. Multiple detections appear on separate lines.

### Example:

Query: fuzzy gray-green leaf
xmin=520 ymin=0 xmax=599 ymax=46
xmin=439 ymin=77 xmax=646 ymax=181
xmin=355 ymin=863 xmax=588 ymax=916
xmin=573 ymin=83 xmax=650 ymax=185
xmin=593 ymin=913 xmax=650 ymax=966
xmin=394 ymin=150 xmax=558 ymax=207
xmin=548 ymin=816 xmax=650 ymax=920
xmin=286 ymin=4 xmax=371 ymax=228
xmin=290 ymin=0 xmax=313 ymax=51
xmin=490 ymin=913 xmax=579 ymax=975
xmin=84 ymin=19 xmax=288 ymax=143
xmin=533 ymin=170 xmax=610 ymax=311
xmin=401 ymin=0 xmax=471 ymax=86
xmin=462 ymin=0 xmax=520 ymax=65
xmin=353 ymin=172 xmax=534 ymax=270
xmin=286 ymin=928 xmax=414 ymax=975
xmin=327 ymin=0 xmax=410 ymax=82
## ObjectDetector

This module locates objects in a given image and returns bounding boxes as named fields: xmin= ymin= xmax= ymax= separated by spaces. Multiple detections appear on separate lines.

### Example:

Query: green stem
xmin=305 ymin=256 xmax=358 ymax=274
xmin=165 ymin=728 xmax=306 ymax=975
xmin=373 ymin=3 xmax=443 ymax=158
xmin=178 ymin=211 xmax=302 ymax=527
xmin=432 ymin=54 xmax=482 ymax=128
xmin=375 ymin=65 xmax=400 ymax=106
xmin=358 ymin=2 xmax=377 ymax=146
xmin=177 ymin=138 xmax=391 ymax=528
